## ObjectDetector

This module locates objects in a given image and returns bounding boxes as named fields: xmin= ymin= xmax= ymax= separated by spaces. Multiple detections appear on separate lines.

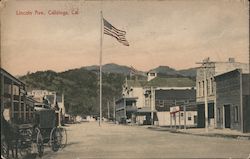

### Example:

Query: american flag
xmin=103 ymin=18 xmax=129 ymax=46
xmin=130 ymin=66 xmax=137 ymax=75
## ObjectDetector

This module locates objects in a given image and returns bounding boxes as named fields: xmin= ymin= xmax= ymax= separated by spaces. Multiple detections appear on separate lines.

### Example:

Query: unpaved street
xmin=41 ymin=122 xmax=250 ymax=159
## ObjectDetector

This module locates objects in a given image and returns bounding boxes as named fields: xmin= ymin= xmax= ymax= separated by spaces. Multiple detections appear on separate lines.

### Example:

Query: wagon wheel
xmin=58 ymin=127 xmax=67 ymax=149
xmin=35 ymin=128 xmax=44 ymax=157
xmin=1 ymin=139 xmax=8 ymax=159
xmin=50 ymin=127 xmax=60 ymax=152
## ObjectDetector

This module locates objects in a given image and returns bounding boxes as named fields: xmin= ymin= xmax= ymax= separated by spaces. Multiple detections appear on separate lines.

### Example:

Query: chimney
xmin=147 ymin=71 xmax=157 ymax=81
xmin=228 ymin=58 xmax=235 ymax=63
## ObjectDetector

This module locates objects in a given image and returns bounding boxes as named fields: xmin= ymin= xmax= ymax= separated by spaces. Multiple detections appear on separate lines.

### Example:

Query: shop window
xmin=188 ymin=113 xmax=192 ymax=120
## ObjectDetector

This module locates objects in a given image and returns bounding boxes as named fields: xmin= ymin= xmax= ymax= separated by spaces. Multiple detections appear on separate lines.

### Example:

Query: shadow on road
xmin=65 ymin=141 xmax=81 ymax=147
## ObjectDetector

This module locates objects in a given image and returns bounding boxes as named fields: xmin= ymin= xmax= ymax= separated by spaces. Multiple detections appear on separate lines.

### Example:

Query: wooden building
xmin=1 ymin=68 xmax=34 ymax=124
xmin=215 ymin=69 xmax=250 ymax=133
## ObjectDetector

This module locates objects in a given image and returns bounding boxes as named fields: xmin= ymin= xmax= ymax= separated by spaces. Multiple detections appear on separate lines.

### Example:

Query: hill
xmin=20 ymin=68 xmax=125 ymax=117
xmin=150 ymin=66 xmax=196 ymax=78
xmin=85 ymin=64 xmax=196 ymax=78
xmin=84 ymin=63 xmax=134 ymax=75
xmin=19 ymin=63 xmax=196 ymax=116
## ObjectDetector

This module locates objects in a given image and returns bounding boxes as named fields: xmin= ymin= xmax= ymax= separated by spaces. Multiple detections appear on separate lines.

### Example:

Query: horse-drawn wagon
xmin=1 ymin=68 xmax=67 ymax=159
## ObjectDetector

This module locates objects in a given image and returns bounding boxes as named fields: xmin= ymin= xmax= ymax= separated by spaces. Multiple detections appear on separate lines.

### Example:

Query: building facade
xmin=115 ymin=97 xmax=137 ymax=124
xmin=121 ymin=74 xmax=196 ymax=125
xmin=155 ymin=89 xmax=197 ymax=126
xmin=1 ymin=68 xmax=35 ymax=124
xmin=196 ymin=58 xmax=249 ymax=128
xmin=215 ymin=69 xmax=250 ymax=133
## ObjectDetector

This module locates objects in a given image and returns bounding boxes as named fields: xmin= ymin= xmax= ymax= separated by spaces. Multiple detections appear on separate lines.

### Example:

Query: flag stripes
xmin=103 ymin=18 xmax=129 ymax=46
xmin=130 ymin=66 xmax=137 ymax=75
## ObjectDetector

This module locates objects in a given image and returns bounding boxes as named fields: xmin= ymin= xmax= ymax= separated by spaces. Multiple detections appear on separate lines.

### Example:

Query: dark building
xmin=154 ymin=88 xmax=197 ymax=126
xmin=1 ymin=68 xmax=35 ymax=124
xmin=155 ymin=89 xmax=196 ymax=112
xmin=215 ymin=69 xmax=250 ymax=133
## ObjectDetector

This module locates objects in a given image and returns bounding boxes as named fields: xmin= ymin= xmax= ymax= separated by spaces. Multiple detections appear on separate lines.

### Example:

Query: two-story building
xmin=1 ymin=68 xmax=35 ymax=124
xmin=196 ymin=58 xmax=249 ymax=128
xmin=215 ymin=69 xmax=250 ymax=133
xmin=120 ymin=71 xmax=196 ymax=125
xmin=115 ymin=97 xmax=138 ymax=124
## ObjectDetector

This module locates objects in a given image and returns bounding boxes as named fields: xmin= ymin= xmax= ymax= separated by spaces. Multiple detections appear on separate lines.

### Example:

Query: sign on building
xmin=170 ymin=106 xmax=180 ymax=114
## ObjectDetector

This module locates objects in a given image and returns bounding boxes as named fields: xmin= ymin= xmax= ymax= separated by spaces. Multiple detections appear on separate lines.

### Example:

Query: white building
xmin=122 ymin=75 xmax=197 ymax=126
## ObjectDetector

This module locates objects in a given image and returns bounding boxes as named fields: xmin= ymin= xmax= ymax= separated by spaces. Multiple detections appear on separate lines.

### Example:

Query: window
xmin=217 ymin=108 xmax=221 ymax=122
xmin=188 ymin=113 xmax=192 ymax=120
xmin=198 ymin=82 xmax=201 ymax=97
xmin=234 ymin=106 xmax=239 ymax=122
xmin=206 ymin=79 xmax=209 ymax=95
xmin=210 ymin=78 xmax=214 ymax=94
xmin=202 ymin=81 xmax=205 ymax=96
xmin=150 ymin=73 xmax=155 ymax=76
xmin=159 ymin=100 xmax=164 ymax=107
xmin=181 ymin=113 xmax=184 ymax=117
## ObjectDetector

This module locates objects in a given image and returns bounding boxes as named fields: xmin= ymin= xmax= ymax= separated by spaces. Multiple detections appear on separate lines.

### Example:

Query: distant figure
xmin=43 ymin=96 xmax=50 ymax=108
xmin=54 ymin=101 xmax=59 ymax=111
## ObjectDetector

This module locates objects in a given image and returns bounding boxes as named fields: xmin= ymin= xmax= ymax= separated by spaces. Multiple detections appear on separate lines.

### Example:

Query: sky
xmin=1 ymin=0 xmax=249 ymax=76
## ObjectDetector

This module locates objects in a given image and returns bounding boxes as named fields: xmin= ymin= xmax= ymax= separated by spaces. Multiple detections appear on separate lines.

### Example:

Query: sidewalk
xmin=148 ymin=126 xmax=250 ymax=140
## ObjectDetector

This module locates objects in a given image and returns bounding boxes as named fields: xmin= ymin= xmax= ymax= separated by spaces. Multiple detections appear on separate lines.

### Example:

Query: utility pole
xmin=174 ymin=100 xmax=176 ymax=129
xmin=184 ymin=101 xmax=187 ymax=130
xmin=150 ymin=87 xmax=154 ymax=125
xmin=204 ymin=67 xmax=209 ymax=132
xmin=113 ymin=97 xmax=116 ymax=123
xmin=124 ymin=97 xmax=126 ymax=123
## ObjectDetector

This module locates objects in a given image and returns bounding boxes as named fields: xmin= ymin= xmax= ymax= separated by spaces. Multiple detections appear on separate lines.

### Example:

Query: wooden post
xmin=151 ymin=87 xmax=154 ymax=125
xmin=1 ymin=74 xmax=4 ymax=114
xmin=124 ymin=98 xmax=126 ymax=123
xmin=184 ymin=104 xmax=187 ymax=130
xmin=11 ymin=81 xmax=14 ymax=121
xmin=179 ymin=111 xmax=181 ymax=129
xmin=113 ymin=97 xmax=116 ymax=123
xmin=174 ymin=113 xmax=176 ymax=129
xmin=170 ymin=113 xmax=172 ymax=129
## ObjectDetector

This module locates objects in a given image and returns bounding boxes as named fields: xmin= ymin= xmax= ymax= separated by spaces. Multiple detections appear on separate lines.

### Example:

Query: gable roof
xmin=126 ymin=77 xmax=195 ymax=88
xmin=146 ymin=77 xmax=195 ymax=87
xmin=127 ymin=80 xmax=148 ymax=87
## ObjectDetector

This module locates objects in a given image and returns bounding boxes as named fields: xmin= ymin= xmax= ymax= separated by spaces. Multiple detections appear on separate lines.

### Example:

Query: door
xmin=224 ymin=105 xmax=231 ymax=128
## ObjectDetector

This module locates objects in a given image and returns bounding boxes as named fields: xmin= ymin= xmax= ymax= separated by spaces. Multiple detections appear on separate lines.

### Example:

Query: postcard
xmin=1 ymin=0 xmax=249 ymax=159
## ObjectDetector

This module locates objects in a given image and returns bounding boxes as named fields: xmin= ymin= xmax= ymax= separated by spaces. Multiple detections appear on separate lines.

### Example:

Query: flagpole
xmin=99 ymin=11 xmax=103 ymax=126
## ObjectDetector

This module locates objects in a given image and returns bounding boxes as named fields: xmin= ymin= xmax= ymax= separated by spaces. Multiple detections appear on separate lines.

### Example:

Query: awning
xmin=137 ymin=107 xmax=157 ymax=113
